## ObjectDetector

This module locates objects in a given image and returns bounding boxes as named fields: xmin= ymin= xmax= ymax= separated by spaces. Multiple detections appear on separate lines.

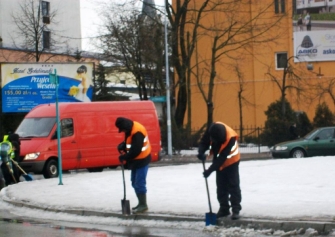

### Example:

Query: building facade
xmin=0 ymin=0 xmax=82 ymax=55
xmin=177 ymin=0 xmax=335 ymax=133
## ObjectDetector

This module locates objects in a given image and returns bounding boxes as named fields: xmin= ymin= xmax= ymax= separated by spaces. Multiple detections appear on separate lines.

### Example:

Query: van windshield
xmin=16 ymin=117 xmax=56 ymax=138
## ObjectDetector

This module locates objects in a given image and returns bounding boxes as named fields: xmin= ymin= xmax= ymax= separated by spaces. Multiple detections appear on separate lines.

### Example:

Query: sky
xmin=80 ymin=0 xmax=167 ymax=52
xmin=1 ymin=150 xmax=335 ymax=236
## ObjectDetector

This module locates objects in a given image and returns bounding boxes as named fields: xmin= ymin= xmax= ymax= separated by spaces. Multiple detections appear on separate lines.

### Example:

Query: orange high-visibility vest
xmin=213 ymin=122 xmax=240 ymax=170
xmin=125 ymin=121 xmax=151 ymax=160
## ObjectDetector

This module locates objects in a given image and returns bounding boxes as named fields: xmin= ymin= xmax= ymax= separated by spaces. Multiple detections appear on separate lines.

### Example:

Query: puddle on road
xmin=1 ymin=218 xmax=118 ymax=237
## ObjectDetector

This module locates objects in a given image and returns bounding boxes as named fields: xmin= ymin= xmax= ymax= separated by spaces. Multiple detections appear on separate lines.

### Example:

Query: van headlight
xmin=274 ymin=146 xmax=288 ymax=151
xmin=24 ymin=152 xmax=40 ymax=160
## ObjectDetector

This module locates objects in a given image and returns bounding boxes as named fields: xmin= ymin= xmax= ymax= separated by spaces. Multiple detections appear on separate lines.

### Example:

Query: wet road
xmin=0 ymin=220 xmax=116 ymax=237
xmin=0 ymin=209 xmax=219 ymax=237
xmin=0 ymin=219 xmax=219 ymax=237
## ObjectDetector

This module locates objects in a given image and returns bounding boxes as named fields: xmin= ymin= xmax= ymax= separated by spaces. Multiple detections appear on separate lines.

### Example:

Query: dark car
xmin=271 ymin=126 xmax=335 ymax=158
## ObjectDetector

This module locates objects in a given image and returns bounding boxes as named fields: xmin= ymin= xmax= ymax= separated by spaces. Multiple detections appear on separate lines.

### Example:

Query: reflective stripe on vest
xmin=126 ymin=135 xmax=150 ymax=152
xmin=126 ymin=121 xmax=151 ymax=159
xmin=0 ymin=141 xmax=14 ymax=161
xmin=214 ymin=122 xmax=240 ymax=170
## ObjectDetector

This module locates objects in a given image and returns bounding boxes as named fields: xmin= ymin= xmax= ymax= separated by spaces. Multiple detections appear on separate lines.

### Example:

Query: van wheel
xmin=87 ymin=168 xmax=104 ymax=172
xmin=43 ymin=160 xmax=58 ymax=179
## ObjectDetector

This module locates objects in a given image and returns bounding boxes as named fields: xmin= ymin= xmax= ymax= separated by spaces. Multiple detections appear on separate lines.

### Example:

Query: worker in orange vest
xmin=197 ymin=122 xmax=242 ymax=220
xmin=115 ymin=117 xmax=151 ymax=214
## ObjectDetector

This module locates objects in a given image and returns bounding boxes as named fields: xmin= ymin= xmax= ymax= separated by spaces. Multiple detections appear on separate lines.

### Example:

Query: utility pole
xmin=164 ymin=0 xmax=172 ymax=157
xmin=50 ymin=69 xmax=63 ymax=185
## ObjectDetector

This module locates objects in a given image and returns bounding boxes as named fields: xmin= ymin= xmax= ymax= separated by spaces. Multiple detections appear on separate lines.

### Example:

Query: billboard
xmin=293 ymin=2 xmax=335 ymax=62
xmin=1 ymin=63 xmax=94 ymax=113
xmin=294 ymin=30 xmax=335 ymax=62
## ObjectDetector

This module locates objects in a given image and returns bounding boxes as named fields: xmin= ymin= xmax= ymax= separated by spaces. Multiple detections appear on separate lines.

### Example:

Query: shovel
xmin=11 ymin=160 xmax=34 ymax=181
xmin=121 ymin=163 xmax=131 ymax=215
xmin=202 ymin=160 xmax=217 ymax=226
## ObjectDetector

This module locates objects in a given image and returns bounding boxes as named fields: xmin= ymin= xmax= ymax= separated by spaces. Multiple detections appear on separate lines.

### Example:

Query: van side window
xmin=61 ymin=118 xmax=74 ymax=137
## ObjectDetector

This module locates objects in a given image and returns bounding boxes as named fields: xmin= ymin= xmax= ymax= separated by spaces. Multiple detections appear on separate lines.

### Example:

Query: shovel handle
xmin=121 ymin=163 xmax=127 ymax=200
xmin=11 ymin=160 xmax=28 ymax=175
xmin=119 ymin=150 xmax=128 ymax=200
xmin=202 ymin=160 xmax=213 ymax=214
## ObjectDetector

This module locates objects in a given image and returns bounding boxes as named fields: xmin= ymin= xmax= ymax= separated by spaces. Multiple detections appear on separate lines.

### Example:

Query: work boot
xmin=217 ymin=207 xmax=230 ymax=219
xmin=132 ymin=194 xmax=148 ymax=214
xmin=132 ymin=204 xmax=139 ymax=210
xmin=132 ymin=194 xmax=140 ymax=210
xmin=231 ymin=212 xmax=240 ymax=220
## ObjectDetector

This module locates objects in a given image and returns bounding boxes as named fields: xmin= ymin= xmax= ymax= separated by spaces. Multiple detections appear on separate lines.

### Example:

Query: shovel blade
xmin=22 ymin=174 xmax=34 ymax=181
xmin=121 ymin=199 xmax=131 ymax=215
xmin=205 ymin=212 xmax=217 ymax=226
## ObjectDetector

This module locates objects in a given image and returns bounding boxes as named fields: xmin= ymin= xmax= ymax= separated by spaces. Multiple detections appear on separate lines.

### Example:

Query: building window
xmin=275 ymin=52 xmax=288 ymax=70
xmin=43 ymin=31 xmax=50 ymax=49
xmin=42 ymin=1 xmax=50 ymax=16
xmin=274 ymin=0 xmax=285 ymax=14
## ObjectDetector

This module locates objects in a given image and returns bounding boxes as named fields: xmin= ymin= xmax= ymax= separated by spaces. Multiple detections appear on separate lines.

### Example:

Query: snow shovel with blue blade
xmin=202 ymin=160 xmax=217 ymax=226
xmin=12 ymin=160 xmax=34 ymax=181
xmin=121 ymin=163 xmax=131 ymax=215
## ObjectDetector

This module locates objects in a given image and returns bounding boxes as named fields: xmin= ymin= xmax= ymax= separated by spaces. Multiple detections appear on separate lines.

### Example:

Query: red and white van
xmin=16 ymin=101 xmax=161 ymax=178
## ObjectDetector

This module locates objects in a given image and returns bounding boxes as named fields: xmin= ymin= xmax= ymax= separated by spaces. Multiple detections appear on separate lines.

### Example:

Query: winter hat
xmin=209 ymin=123 xmax=227 ymax=144
xmin=115 ymin=117 xmax=133 ymax=133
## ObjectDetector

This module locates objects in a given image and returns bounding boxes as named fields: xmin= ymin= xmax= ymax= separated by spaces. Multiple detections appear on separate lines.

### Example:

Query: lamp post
xmin=164 ymin=0 xmax=173 ymax=157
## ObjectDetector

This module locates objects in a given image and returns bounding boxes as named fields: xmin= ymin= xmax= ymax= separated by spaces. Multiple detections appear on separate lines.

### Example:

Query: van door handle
xmin=72 ymin=140 xmax=76 ymax=143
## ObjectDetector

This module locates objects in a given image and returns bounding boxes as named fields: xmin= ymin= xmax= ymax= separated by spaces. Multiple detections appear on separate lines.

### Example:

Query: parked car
xmin=271 ymin=126 xmax=335 ymax=158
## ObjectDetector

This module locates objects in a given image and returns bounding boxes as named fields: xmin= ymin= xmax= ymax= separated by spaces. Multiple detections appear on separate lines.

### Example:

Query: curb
xmin=218 ymin=217 xmax=335 ymax=235
xmin=1 ymin=193 xmax=203 ymax=223
xmin=3 ymin=195 xmax=335 ymax=235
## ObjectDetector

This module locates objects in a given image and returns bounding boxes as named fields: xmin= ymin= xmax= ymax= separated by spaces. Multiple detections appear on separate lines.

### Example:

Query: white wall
xmin=0 ymin=0 xmax=2 ymax=42
xmin=0 ymin=0 xmax=81 ymax=53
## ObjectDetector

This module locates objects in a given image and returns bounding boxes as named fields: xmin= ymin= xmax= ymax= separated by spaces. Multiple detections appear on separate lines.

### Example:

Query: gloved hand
xmin=117 ymin=142 xmax=126 ymax=153
xmin=119 ymin=154 xmax=127 ymax=163
xmin=197 ymin=153 xmax=206 ymax=161
xmin=203 ymin=169 xmax=212 ymax=178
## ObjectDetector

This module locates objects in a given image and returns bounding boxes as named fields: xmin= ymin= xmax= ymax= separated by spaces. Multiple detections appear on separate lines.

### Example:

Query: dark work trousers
xmin=1 ymin=162 xmax=15 ymax=186
xmin=216 ymin=161 xmax=242 ymax=214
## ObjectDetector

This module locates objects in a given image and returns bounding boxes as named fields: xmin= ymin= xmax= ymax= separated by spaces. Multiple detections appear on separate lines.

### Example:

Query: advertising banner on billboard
xmin=1 ymin=63 xmax=94 ymax=113
xmin=293 ymin=1 xmax=335 ymax=63
xmin=294 ymin=30 xmax=335 ymax=62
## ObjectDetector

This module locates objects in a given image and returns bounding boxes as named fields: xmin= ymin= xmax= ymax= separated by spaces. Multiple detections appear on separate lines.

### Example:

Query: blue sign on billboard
xmin=1 ymin=63 xmax=94 ymax=113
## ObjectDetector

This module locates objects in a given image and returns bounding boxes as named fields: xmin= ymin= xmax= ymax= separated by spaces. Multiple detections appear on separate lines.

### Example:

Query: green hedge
xmin=293 ymin=13 xmax=335 ymax=21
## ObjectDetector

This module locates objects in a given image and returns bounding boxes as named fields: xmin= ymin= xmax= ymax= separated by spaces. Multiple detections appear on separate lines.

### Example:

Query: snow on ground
xmin=1 ymin=152 xmax=335 ymax=236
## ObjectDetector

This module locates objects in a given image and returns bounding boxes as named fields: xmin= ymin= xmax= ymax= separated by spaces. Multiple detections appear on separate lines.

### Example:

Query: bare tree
xmin=166 ymin=0 xmax=290 ymax=130
xmin=165 ymin=0 xmax=210 ymax=128
xmin=232 ymin=62 xmax=258 ymax=141
xmin=266 ymin=56 xmax=307 ymax=117
xmin=98 ymin=1 xmax=165 ymax=100
xmin=11 ymin=0 xmax=58 ymax=62
xmin=307 ymin=76 xmax=335 ymax=106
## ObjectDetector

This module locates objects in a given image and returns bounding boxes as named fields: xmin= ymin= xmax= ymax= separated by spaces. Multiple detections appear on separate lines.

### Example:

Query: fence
xmin=162 ymin=125 xmax=269 ymax=154
xmin=232 ymin=126 xmax=269 ymax=154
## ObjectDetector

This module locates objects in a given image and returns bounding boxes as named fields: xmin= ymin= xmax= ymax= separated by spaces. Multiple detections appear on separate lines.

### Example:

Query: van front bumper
xmin=19 ymin=161 xmax=45 ymax=174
